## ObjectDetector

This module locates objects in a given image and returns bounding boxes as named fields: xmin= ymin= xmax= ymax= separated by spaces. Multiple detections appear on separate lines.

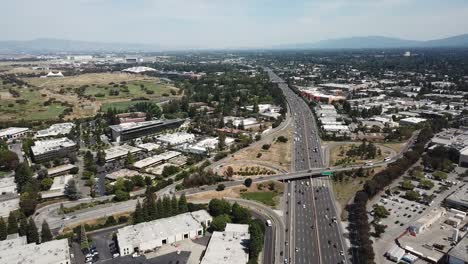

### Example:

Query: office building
xmin=31 ymin=138 xmax=77 ymax=163
xmin=117 ymin=210 xmax=212 ymax=256
xmin=104 ymin=145 xmax=142 ymax=162
xmin=445 ymin=184 xmax=468 ymax=211
xmin=132 ymin=151 xmax=181 ymax=169
xmin=0 ymin=236 xmax=71 ymax=264
xmin=109 ymin=119 xmax=184 ymax=142
xmin=40 ymin=175 xmax=73 ymax=199
xmin=0 ymin=127 xmax=29 ymax=142
xmin=201 ymin=223 xmax=250 ymax=264
xmin=447 ymin=234 xmax=468 ymax=264
xmin=459 ymin=147 xmax=468 ymax=168
xmin=156 ymin=132 xmax=196 ymax=145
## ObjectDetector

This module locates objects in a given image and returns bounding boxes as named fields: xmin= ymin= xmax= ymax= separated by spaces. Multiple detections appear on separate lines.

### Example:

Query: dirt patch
xmin=220 ymin=128 xmax=292 ymax=173
xmin=187 ymin=181 xmax=284 ymax=203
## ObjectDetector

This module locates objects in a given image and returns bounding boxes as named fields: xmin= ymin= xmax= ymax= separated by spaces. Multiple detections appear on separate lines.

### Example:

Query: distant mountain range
xmin=0 ymin=38 xmax=162 ymax=54
xmin=1 ymin=34 xmax=468 ymax=54
xmin=273 ymin=34 xmax=468 ymax=50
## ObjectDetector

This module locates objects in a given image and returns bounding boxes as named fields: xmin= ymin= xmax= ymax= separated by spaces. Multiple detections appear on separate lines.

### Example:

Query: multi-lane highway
xmin=266 ymin=68 xmax=348 ymax=264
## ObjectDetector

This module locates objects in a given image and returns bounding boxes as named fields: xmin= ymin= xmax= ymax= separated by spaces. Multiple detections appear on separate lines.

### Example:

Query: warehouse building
xmin=0 ymin=127 xmax=29 ymax=142
xmin=445 ymin=184 xmax=468 ymax=211
xmin=201 ymin=223 xmax=250 ymax=264
xmin=459 ymin=146 xmax=468 ymax=168
xmin=109 ymin=119 xmax=184 ymax=142
xmin=447 ymin=234 xmax=468 ymax=264
xmin=117 ymin=210 xmax=212 ymax=256
xmin=0 ymin=236 xmax=71 ymax=264
xmin=409 ymin=208 xmax=446 ymax=235
xmin=31 ymin=137 xmax=77 ymax=163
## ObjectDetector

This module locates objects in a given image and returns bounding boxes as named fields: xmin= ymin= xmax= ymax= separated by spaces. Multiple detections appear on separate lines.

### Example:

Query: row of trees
xmin=133 ymin=192 xmax=189 ymax=224
xmin=347 ymin=126 xmax=438 ymax=264
xmin=0 ymin=212 xmax=52 ymax=244
xmin=345 ymin=141 xmax=379 ymax=160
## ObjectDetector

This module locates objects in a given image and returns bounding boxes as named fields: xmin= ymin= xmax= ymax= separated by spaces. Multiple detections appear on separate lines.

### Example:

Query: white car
xmin=132 ymin=252 xmax=140 ymax=258
xmin=340 ymin=250 xmax=344 ymax=256
xmin=112 ymin=253 xmax=120 ymax=258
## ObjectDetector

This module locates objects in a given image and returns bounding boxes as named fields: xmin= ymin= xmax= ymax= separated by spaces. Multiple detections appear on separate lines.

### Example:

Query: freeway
xmin=266 ymin=68 xmax=348 ymax=264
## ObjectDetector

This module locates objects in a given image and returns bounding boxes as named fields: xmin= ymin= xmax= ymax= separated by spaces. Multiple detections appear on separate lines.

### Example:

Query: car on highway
xmin=266 ymin=220 xmax=272 ymax=227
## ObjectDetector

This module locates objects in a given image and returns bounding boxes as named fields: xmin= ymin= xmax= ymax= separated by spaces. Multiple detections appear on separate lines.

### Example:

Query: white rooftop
xmin=47 ymin=164 xmax=76 ymax=176
xmin=0 ymin=238 xmax=70 ymax=264
xmin=36 ymin=122 xmax=75 ymax=138
xmin=117 ymin=210 xmax=211 ymax=249
xmin=400 ymin=117 xmax=427 ymax=124
xmin=137 ymin=142 xmax=160 ymax=152
xmin=0 ymin=235 xmax=27 ymax=251
xmin=106 ymin=169 xmax=139 ymax=180
xmin=31 ymin=137 xmax=76 ymax=156
xmin=0 ymin=195 xmax=20 ymax=218
xmin=156 ymin=132 xmax=195 ymax=145
xmin=40 ymin=175 xmax=73 ymax=199
xmin=105 ymin=144 xmax=142 ymax=161
xmin=0 ymin=127 xmax=29 ymax=138
xmin=201 ymin=223 xmax=250 ymax=264
xmin=133 ymin=151 xmax=181 ymax=169
xmin=122 ymin=66 xmax=156 ymax=73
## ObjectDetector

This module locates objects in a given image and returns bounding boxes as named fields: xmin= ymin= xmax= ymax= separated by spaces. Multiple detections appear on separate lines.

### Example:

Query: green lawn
xmin=240 ymin=192 xmax=279 ymax=207
xmin=101 ymin=100 xmax=149 ymax=112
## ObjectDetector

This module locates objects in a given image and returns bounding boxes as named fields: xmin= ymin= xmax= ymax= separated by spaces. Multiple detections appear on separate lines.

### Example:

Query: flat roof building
xmin=109 ymin=119 xmax=184 ymax=143
xmin=447 ymin=234 xmax=468 ymax=264
xmin=0 ymin=127 xmax=29 ymax=142
xmin=445 ymin=184 xmax=468 ymax=211
xmin=104 ymin=145 xmax=142 ymax=162
xmin=0 ymin=177 xmax=17 ymax=194
xmin=40 ymin=175 xmax=73 ymax=199
xmin=31 ymin=137 xmax=77 ymax=163
xmin=35 ymin=123 xmax=75 ymax=138
xmin=409 ymin=208 xmax=446 ymax=235
xmin=399 ymin=117 xmax=427 ymax=126
xmin=156 ymin=132 xmax=196 ymax=146
xmin=0 ymin=194 xmax=20 ymax=218
xmin=47 ymin=164 xmax=77 ymax=177
xmin=133 ymin=151 xmax=181 ymax=169
xmin=201 ymin=223 xmax=250 ymax=264
xmin=0 ymin=237 xmax=71 ymax=264
xmin=105 ymin=169 xmax=140 ymax=181
xmin=117 ymin=210 xmax=212 ymax=256
xmin=459 ymin=147 xmax=468 ymax=168
xmin=136 ymin=142 xmax=160 ymax=152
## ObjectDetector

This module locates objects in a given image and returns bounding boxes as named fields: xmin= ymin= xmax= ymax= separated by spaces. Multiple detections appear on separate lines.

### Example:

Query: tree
xmin=40 ymin=220 xmax=53 ymax=243
xmin=125 ymin=151 xmax=135 ymax=167
xmin=131 ymin=175 xmax=145 ymax=187
xmin=208 ymin=199 xmax=231 ymax=217
xmin=218 ymin=132 xmax=226 ymax=150
xmin=40 ymin=178 xmax=54 ymax=191
xmin=145 ymin=176 xmax=153 ymax=186
xmin=19 ymin=215 xmax=28 ymax=236
xmin=15 ymin=163 xmax=33 ymax=192
xmin=105 ymin=216 xmax=117 ymax=226
xmin=261 ymin=144 xmax=270 ymax=150
xmin=133 ymin=200 xmax=145 ymax=224
xmin=244 ymin=178 xmax=253 ymax=187
xmin=64 ymin=179 xmax=81 ymax=200
xmin=419 ymin=179 xmax=435 ymax=190
xmin=231 ymin=203 xmax=251 ymax=224
xmin=210 ymin=214 xmax=231 ymax=231
xmin=178 ymin=193 xmax=188 ymax=213
xmin=0 ymin=149 xmax=19 ymax=171
xmin=216 ymin=184 xmax=225 ymax=191
xmin=400 ymin=180 xmax=415 ymax=190
xmin=224 ymin=166 xmax=234 ymax=178
xmin=405 ymin=190 xmax=420 ymax=201
xmin=114 ymin=190 xmax=130 ymax=201
xmin=373 ymin=205 xmax=389 ymax=218
xmin=7 ymin=211 xmax=18 ymax=234
xmin=96 ymin=150 xmax=106 ymax=166
xmin=37 ymin=168 xmax=48 ymax=180
xmin=433 ymin=171 xmax=448 ymax=181
xmin=162 ymin=195 xmax=172 ymax=217
xmin=171 ymin=195 xmax=179 ymax=215
xmin=0 ymin=218 xmax=6 ymax=240
xmin=27 ymin=218 xmax=39 ymax=244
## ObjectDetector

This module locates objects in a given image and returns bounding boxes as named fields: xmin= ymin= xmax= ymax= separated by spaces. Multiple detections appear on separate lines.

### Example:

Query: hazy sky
xmin=2 ymin=0 xmax=468 ymax=48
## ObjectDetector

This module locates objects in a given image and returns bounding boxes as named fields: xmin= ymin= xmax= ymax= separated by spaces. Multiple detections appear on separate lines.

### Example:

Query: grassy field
xmin=240 ymin=192 xmax=279 ymax=206
xmin=0 ymin=72 xmax=179 ymax=121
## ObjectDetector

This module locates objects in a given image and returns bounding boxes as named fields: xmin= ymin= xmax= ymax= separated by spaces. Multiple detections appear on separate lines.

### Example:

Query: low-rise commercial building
xmin=459 ymin=147 xmax=468 ymax=168
xmin=0 ymin=194 xmax=20 ymax=218
xmin=35 ymin=123 xmax=75 ymax=138
xmin=409 ymin=208 xmax=446 ymax=235
xmin=109 ymin=119 xmax=184 ymax=142
xmin=0 ymin=177 xmax=17 ymax=194
xmin=447 ymin=234 xmax=468 ymax=264
xmin=0 ymin=127 xmax=29 ymax=142
xmin=445 ymin=184 xmax=468 ymax=211
xmin=0 ymin=236 xmax=71 ymax=264
xmin=156 ymin=132 xmax=196 ymax=145
xmin=136 ymin=143 xmax=160 ymax=152
xmin=133 ymin=151 xmax=181 ymax=169
xmin=104 ymin=145 xmax=142 ymax=162
xmin=117 ymin=210 xmax=212 ymax=256
xmin=399 ymin=117 xmax=427 ymax=126
xmin=201 ymin=223 xmax=250 ymax=264
xmin=105 ymin=169 xmax=140 ymax=181
xmin=31 ymin=137 xmax=77 ymax=163
xmin=47 ymin=164 xmax=77 ymax=177
xmin=40 ymin=175 xmax=73 ymax=199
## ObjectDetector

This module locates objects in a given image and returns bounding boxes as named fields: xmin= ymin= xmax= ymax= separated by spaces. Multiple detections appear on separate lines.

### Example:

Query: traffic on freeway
xmin=266 ymin=68 xmax=349 ymax=264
